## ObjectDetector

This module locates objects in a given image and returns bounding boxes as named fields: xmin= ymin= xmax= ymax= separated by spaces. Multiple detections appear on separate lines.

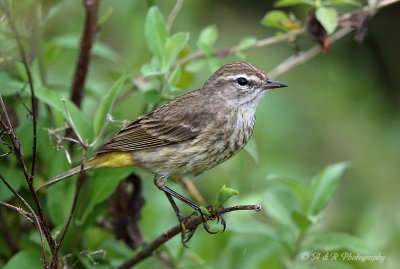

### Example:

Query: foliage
xmin=0 ymin=0 xmax=398 ymax=268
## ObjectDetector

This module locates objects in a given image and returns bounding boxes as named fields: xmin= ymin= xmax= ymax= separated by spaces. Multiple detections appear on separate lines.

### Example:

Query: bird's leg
xmin=154 ymin=175 xmax=219 ymax=243
xmin=163 ymin=191 xmax=198 ymax=245
xmin=154 ymin=175 xmax=200 ymax=244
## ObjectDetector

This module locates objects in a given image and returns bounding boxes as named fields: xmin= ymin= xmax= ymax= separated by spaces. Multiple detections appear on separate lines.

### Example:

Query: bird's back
xmin=96 ymin=88 xmax=256 ymax=176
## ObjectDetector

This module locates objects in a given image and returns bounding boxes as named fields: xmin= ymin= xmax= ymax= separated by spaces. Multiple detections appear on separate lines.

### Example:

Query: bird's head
xmin=203 ymin=62 xmax=287 ymax=108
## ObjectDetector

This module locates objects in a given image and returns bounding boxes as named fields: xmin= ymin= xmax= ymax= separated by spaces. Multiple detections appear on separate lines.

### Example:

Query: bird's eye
xmin=237 ymin=77 xmax=248 ymax=86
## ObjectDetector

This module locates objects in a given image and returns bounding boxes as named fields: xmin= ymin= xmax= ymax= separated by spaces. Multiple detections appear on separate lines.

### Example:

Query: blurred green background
xmin=1 ymin=0 xmax=399 ymax=268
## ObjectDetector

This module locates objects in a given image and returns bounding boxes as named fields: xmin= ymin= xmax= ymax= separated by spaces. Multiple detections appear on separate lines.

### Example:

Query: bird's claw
xmin=217 ymin=211 xmax=227 ymax=233
xmin=178 ymin=205 xmax=227 ymax=245
xmin=178 ymin=212 xmax=197 ymax=246
xmin=198 ymin=205 xmax=226 ymax=234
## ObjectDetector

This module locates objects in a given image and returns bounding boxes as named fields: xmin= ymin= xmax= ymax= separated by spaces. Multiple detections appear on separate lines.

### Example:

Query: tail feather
xmin=36 ymin=163 xmax=92 ymax=191
xmin=36 ymin=152 xmax=135 ymax=191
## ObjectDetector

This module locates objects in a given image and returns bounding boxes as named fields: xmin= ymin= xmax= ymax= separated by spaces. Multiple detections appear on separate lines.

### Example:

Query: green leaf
xmin=44 ymin=43 xmax=62 ymax=64
xmin=79 ymin=168 xmax=133 ymax=224
xmin=308 ymin=162 xmax=348 ymax=214
xmin=185 ymin=59 xmax=206 ymax=73
xmin=168 ymin=66 xmax=182 ymax=86
xmin=200 ymin=206 xmax=211 ymax=216
xmin=261 ymin=10 xmax=302 ymax=32
xmin=92 ymin=42 xmax=122 ymax=62
xmin=0 ymin=72 xmax=24 ymax=96
xmin=291 ymin=211 xmax=312 ymax=233
xmin=244 ymin=137 xmax=259 ymax=166
xmin=93 ymin=75 xmax=128 ymax=136
xmin=50 ymin=35 xmax=121 ymax=62
xmin=306 ymin=232 xmax=375 ymax=254
xmin=275 ymin=0 xmax=314 ymax=7
xmin=141 ymin=62 xmax=165 ymax=77
xmin=325 ymin=0 xmax=361 ymax=7
xmin=35 ymin=86 xmax=91 ymax=140
xmin=263 ymin=188 xmax=299 ymax=226
xmin=280 ymin=178 xmax=311 ymax=211
xmin=197 ymin=25 xmax=218 ymax=63
xmin=144 ymin=6 xmax=168 ymax=60
xmin=206 ymin=58 xmax=222 ymax=72
xmin=216 ymin=185 xmax=239 ymax=209
xmin=198 ymin=25 xmax=218 ymax=47
xmin=98 ymin=6 xmax=113 ymax=26
xmin=0 ymin=166 xmax=23 ymax=200
xmin=162 ymin=32 xmax=189 ymax=72
xmin=3 ymin=250 xmax=43 ymax=269
xmin=315 ymin=7 xmax=338 ymax=35
xmin=46 ymin=176 xmax=75 ymax=226
xmin=261 ymin=10 xmax=288 ymax=29
xmin=14 ymin=61 xmax=28 ymax=81
xmin=144 ymin=89 xmax=162 ymax=103
xmin=237 ymin=37 xmax=257 ymax=51
xmin=135 ymin=76 xmax=161 ymax=93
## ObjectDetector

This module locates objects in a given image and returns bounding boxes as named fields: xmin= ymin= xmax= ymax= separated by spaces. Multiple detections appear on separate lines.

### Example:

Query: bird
xmin=38 ymin=62 xmax=287 ymax=243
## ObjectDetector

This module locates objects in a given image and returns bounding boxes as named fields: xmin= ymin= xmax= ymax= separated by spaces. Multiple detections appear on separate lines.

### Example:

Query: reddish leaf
xmin=307 ymin=9 xmax=330 ymax=52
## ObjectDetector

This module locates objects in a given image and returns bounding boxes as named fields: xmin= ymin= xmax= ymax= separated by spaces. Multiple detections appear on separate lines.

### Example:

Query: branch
xmin=118 ymin=204 xmax=261 ymax=269
xmin=166 ymin=0 xmax=185 ymax=30
xmin=269 ymin=27 xmax=353 ymax=78
xmin=175 ymin=29 xmax=304 ymax=67
xmin=269 ymin=0 xmax=400 ymax=78
xmin=62 ymin=98 xmax=88 ymax=149
xmin=0 ymin=173 xmax=48 ymax=266
xmin=1 ymin=95 xmax=55 ymax=266
xmin=0 ymin=201 xmax=34 ymax=224
xmin=0 ymin=0 xmax=38 ymax=181
xmin=70 ymin=0 xmax=100 ymax=107
xmin=55 ymin=101 xmax=90 ymax=252
xmin=56 ymin=156 xmax=87 ymax=252
xmin=0 ymin=3 xmax=54 ymax=264
xmin=176 ymin=0 xmax=398 ymax=69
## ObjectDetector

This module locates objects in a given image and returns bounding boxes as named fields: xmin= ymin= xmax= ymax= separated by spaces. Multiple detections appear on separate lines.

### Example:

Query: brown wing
xmin=96 ymin=89 xmax=212 ymax=154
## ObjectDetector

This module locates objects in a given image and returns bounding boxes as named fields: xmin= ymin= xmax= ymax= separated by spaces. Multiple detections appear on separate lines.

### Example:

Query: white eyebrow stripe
xmin=217 ymin=74 xmax=264 ymax=83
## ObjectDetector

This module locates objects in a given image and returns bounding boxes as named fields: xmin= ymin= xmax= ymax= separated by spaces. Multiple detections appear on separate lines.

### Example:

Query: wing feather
xmin=96 ymin=90 xmax=213 ymax=154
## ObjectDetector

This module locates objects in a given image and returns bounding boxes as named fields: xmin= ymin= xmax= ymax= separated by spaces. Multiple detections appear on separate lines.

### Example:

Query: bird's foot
xmin=198 ymin=205 xmax=226 ymax=234
xmin=178 ymin=212 xmax=198 ymax=246
xmin=177 ymin=206 xmax=227 ymax=246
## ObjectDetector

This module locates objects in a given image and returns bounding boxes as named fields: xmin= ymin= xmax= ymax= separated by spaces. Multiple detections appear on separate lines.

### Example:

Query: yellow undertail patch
xmin=85 ymin=152 xmax=136 ymax=168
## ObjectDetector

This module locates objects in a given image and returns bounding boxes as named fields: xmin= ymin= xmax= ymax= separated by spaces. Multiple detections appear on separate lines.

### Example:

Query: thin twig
xmin=70 ymin=0 xmax=100 ymax=107
xmin=62 ymin=98 xmax=87 ymax=149
xmin=0 ymin=173 xmax=48 ymax=264
xmin=0 ymin=2 xmax=55 ymax=265
xmin=56 ymin=99 xmax=90 ymax=252
xmin=0 ymin=201 xmax=34 ymax=223
xmin=166 ymin=0 xmax=185 ymax=30
xmin=0 ymin=96 xmax=55 ymax=264
xmin=0 ymin=1 xmax=38 ymax=179
xmin=175 ymin=29 xmax=304 ymax=67
xmin=89 ymin=114 xmax=112 ymax=147
xmin=175 ymin=0 xmax=398 ymax=68
xmin=117 ymin=204 xmax=261 ymax=269
xmin=269 ymin=27 xmax=353 ymax=78
xmin=56 ymin=154 xmax=87 ymax=252
xmin=269 ymin=0 xmax=400 ymax=78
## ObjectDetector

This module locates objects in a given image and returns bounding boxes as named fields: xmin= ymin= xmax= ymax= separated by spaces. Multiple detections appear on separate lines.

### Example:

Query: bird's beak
xmin=265 ymin=79 xmax=288 ymax=90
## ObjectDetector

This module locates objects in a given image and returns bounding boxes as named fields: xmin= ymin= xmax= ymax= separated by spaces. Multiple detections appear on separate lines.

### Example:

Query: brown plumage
xmin=39 ymin=62 xmax=287 ymax=243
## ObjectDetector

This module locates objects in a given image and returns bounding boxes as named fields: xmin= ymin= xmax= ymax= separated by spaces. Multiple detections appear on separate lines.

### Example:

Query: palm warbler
xmin=39 ymin=62 xmax=287 ymax=242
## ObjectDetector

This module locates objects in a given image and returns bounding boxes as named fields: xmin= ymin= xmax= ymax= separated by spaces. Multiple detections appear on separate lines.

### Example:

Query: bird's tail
xmin=36 ymin=151 xmax=134 ymax=191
